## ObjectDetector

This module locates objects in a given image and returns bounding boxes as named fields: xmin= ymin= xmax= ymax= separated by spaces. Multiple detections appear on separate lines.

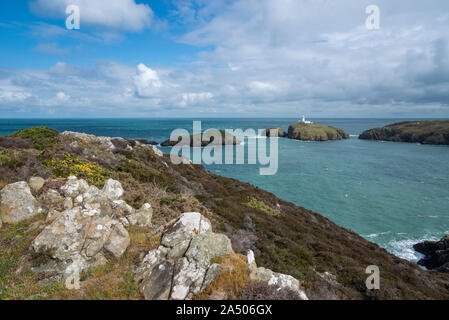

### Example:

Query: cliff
xmin=359 ymin=120 xmax=449 ymax=145
xmin=0 ymin=127 xmax=449 ymax=300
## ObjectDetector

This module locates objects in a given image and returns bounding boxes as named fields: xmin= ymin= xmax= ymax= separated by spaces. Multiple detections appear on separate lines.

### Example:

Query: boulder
xmin=135 ymin=212 xmax=231 ymax=300
xmin=29 ymin=177 xmax=45 ymax=192
xmin=0 ymin=181 xmax=43 ymax=225
xmin=127 ymin=203 xmax=152 ymax=228
xmin=102 ymin=179 xmax=124 ymax=200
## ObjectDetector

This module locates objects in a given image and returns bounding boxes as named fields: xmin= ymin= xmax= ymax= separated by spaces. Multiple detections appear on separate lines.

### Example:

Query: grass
xmin=196 ymin=254 xmax=249 ymax=300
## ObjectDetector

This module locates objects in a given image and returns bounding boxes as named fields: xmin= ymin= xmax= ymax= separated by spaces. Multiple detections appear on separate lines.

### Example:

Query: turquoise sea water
xmin=1 ymin=118 xmax=448 ymax=262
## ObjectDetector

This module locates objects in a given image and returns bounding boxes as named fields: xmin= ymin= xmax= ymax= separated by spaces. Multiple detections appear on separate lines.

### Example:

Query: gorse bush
xmin=42 ymin=153 xmax=109 ymax=187
xmin=242 ymin=197 xmax=280 ymax=216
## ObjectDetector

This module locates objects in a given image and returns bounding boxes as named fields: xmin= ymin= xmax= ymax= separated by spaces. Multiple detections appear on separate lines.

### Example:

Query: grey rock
xmin=0 ymin=181 xmax=43 ymax=225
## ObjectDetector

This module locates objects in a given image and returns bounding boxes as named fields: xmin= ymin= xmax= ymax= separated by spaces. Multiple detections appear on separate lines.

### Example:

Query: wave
xmin=386 ymin=234 xmax=441 ymax=262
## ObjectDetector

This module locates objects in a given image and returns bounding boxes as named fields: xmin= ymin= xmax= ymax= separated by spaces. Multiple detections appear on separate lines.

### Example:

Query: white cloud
xmin=56 ymin=91 xmax=70 ymax=102
xmin=0 ymin=89 xmax=32 ymax=103
xmin=134 ymin=64 xmax=162 ymax=97
xmin=30 ymin=0 xmax=153 ymax=31
xmin=180 ymin=92 xmax=214 ymax=107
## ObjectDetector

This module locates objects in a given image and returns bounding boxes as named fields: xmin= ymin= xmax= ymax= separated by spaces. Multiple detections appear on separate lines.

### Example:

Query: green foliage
xmin=160 ymin=195 xmax=181 ymax=205
xmin=10 ymin=127 xmax=59 ymax=150
xmin=42 ymin=153 xmax=109 ymax=187
xmin=242 ymin=197 xmax=280 ymax=216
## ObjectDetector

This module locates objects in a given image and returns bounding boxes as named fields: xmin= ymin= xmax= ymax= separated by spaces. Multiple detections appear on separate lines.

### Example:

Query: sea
xmin=1 ymin=118 xmax=448 ymax=262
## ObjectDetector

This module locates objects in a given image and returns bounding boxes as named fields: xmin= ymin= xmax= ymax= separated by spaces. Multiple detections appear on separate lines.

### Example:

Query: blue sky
xmin=0 ymin=0 xmax=448 ymax=118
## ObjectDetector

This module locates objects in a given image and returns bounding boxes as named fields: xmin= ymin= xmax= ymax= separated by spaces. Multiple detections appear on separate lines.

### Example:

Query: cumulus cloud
xmin=134 ymin=64 xmax=162 ymax=97
xmin=30 ymin=0 xmax=153 ymax=31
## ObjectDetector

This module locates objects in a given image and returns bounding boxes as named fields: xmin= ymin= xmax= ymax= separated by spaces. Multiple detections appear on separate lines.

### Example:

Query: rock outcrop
xmin=0 ymin=181 xmax=43 ymax=224
xmin=134 ymin=212 xmax=308 ymax=300
xmin=61 ymin=130 xmax=164 ymax=156
xmin=30 ymin=177 xmax=135 ymax=281
xmin=135 ymin=212 xmax=233 ymax=300
xmin=0 ymin=176 xmax=151 ymax=284
xmin=288 ymin=123 xmax=349 ymax=141
xmin=414 ymin=235 xmax=449 ymax=273
xmin=359 ymin=120 xmax=449 ymax=145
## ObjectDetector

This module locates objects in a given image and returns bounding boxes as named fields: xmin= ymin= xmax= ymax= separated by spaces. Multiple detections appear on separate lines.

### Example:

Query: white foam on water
xmin=386 ymin=234 xmax=441 ymax=262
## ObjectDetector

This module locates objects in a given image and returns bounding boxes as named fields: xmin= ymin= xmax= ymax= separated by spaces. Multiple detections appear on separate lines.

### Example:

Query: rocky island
xmin=359 ymin=120 xmax=449 ymax=145
xmin=1 ymin=127 xmax=449 ymax=300
xmin=161 ymin=129 xmax=240 ymax=147
xmin=288 ymin=123 xmax=349 ymax=141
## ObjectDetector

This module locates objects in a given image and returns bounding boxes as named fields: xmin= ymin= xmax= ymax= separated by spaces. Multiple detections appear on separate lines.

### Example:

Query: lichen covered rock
xmin=0 ymin=181 xmax=43 ymax=225
xmin=135 ymin=212 xmax=233 ymax=300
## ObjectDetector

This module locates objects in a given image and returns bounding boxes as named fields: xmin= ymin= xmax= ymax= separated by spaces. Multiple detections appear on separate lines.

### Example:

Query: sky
xmin=0 ymin=0 xmax=448 ymax=118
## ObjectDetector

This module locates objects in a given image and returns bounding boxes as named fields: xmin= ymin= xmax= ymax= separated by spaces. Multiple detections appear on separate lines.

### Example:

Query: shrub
xmin=42 ymin=153 xmax=109 ymax=186
xmin=10 ymin=127 xmax=58 ymax=150
xmin=242 ymin=197 xmax=280 ymax=216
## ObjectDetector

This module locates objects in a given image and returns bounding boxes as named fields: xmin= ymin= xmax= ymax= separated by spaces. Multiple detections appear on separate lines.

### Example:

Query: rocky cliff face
xmin=359 ymin=120 xmax=449 ymax=145
xmin=1 ymin=127 xmax=449 ymax=300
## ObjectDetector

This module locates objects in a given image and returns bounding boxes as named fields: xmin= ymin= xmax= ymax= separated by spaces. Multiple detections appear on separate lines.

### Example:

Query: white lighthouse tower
xmin=300 ymin=115 xmax=312 ymax=124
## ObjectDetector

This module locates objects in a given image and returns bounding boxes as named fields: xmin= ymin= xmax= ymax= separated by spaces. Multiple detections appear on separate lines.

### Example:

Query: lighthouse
xmin=300 ymin=115 xmax=313 ymax=124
